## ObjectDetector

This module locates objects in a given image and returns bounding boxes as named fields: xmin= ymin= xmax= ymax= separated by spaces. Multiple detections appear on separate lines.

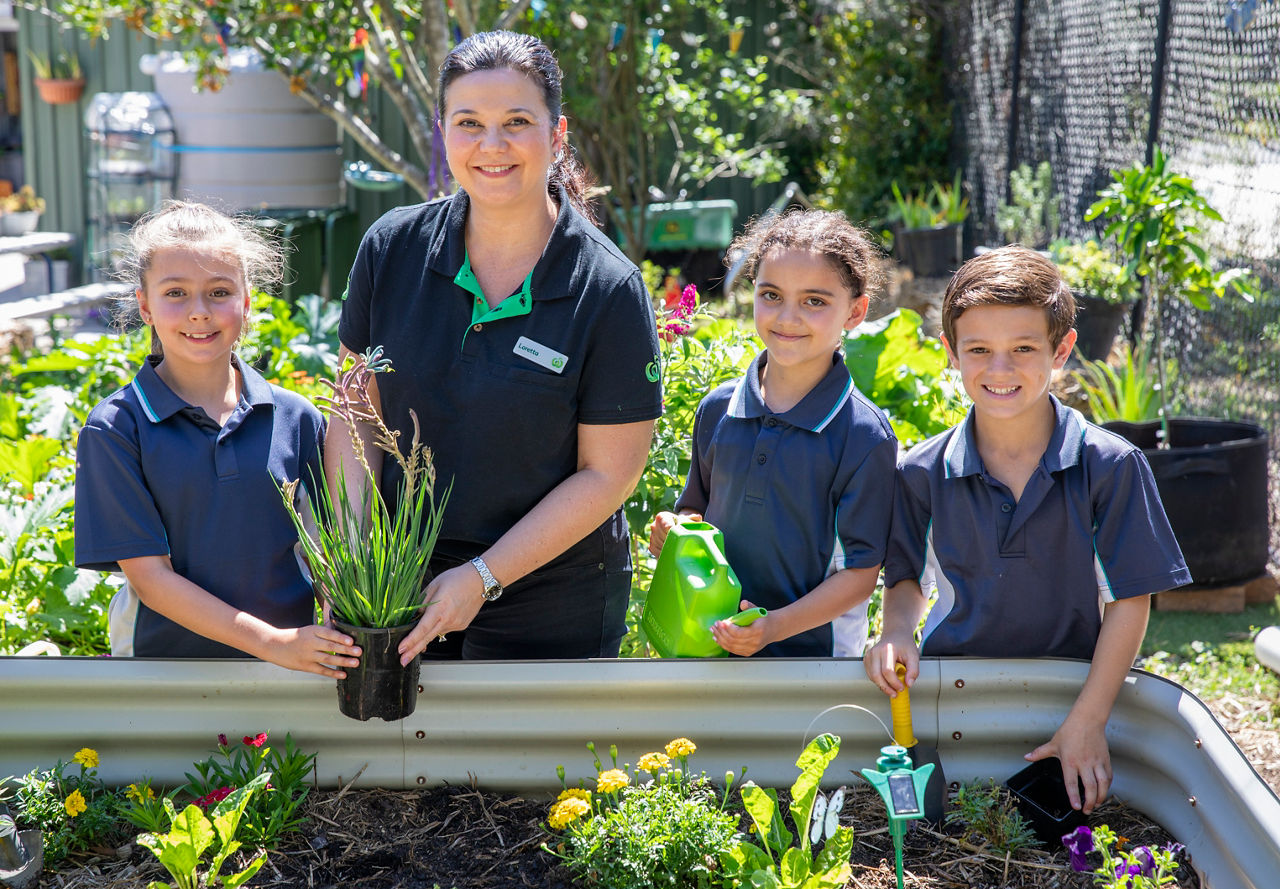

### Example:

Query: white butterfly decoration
xmin=809 ymin=785 xmax=846 ymax=844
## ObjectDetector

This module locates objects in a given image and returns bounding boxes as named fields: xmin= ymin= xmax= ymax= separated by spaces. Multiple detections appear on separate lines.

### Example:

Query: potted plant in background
xmin=27 ymin=52 xmax=85 ymax=105
xmin=1051 ymin=239 xmax=1138 ymax=361
xmin=282 ymin=347 xmax=450 ymax=721
xmin=891 ymin=170 xmax=968 ymax=278
xmin=1086 ymin=147 xmax=1266 ymax=587
xmin=0 ymin=186 xmax=46 ymax=236
xmin=995 ymin=161 xmax=1060 ymax=250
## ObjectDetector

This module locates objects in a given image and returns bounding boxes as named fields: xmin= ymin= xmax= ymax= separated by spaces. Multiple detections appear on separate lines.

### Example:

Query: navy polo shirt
xmin=74 ymin=355 xmax=325 ymax=658
xmin=675 ymin=351 xmax=898 ymax=657
xmin=339 ymin=187 xmax=663 ymax=574
xmin=885 ymin=396 xmax=1190 ymax=661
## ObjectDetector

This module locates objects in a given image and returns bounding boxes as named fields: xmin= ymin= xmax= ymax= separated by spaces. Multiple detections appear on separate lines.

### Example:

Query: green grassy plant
xmin=1071 ymin=340 xmax=1162 ymax=424
xmin=139 ymin=774 xmax=270 ymax=889
xmin=945 ymin=781 xmax=1040 ymax=853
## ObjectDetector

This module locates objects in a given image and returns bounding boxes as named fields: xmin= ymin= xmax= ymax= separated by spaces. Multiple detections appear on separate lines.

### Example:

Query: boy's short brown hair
xmin=941 ymin=246 xmax=1077 ymax=347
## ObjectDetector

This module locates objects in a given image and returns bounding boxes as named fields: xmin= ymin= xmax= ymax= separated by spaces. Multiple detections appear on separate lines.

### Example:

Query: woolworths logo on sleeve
xmin=513 ymin=337 xmax=568 ymax=373
xmin=646 ymin=355 xmax=661 ymax=383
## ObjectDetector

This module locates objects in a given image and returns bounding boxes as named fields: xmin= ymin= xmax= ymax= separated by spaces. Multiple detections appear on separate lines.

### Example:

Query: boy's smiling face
xmin=942 ymin=304 xmax=1076 ymax=423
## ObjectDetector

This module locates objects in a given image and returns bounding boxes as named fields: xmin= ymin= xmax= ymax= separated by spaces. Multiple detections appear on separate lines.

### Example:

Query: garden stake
xmin=860 ymin=745 xmax=934 ymax=889
xmin=890 ymin=664 xmax=946 ymax=822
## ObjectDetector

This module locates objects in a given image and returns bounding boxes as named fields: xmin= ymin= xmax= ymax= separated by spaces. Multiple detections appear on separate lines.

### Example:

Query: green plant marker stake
xmin=860 ymin=745 xmax=935 ymax=889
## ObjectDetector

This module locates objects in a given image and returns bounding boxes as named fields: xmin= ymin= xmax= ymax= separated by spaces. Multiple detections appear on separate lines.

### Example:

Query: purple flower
xmin=1062 ymin=825 xmax=1094 ymax=872
xmin=1115 ymin=861 xmax=1143 ymax=886
xmin=1134 ymin=846 xmax=1155 ymax=875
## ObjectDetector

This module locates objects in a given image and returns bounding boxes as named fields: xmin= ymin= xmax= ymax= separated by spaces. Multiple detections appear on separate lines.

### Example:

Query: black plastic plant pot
xmin=333 ymin=618 xmax=420 ymax=722
xmin=1072 ymin=294 xmax=1130 ymax=361
xmin=1103 ymin=417 xmax=1270 ymax=585
xmin=1004 ymin=757 xmax=1086 ymax=846
xmin=895 ymin=223 xmax=963 ymax=278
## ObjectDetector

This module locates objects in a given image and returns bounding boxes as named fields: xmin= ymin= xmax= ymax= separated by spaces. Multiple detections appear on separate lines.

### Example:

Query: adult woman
xmin=328 ymin=31 xmax=661 ymax=662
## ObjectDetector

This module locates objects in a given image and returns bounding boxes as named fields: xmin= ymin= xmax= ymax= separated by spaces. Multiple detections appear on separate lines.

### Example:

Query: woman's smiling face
xmin=441 ymin=67 xmax=566 ymax=213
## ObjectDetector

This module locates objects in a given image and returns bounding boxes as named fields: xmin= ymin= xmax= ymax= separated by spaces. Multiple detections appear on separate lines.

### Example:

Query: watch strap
xmin=470 ymin=556 xmax=503 ymax=601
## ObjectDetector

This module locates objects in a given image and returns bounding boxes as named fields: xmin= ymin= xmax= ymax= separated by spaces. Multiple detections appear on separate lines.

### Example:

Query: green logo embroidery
xmin=645 ymin=360 xmax=660 ymax=383
xmin=552 ymin=356 xmax=565 ymax=369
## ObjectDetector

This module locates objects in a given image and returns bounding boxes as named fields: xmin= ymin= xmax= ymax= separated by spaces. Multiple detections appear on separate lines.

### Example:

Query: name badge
xmin=513 ymin=336 xmax=568 ymax=374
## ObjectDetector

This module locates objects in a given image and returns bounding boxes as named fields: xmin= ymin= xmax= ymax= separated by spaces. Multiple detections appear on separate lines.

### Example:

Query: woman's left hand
xmin=398 ymin=564 xmax=486 ymax=664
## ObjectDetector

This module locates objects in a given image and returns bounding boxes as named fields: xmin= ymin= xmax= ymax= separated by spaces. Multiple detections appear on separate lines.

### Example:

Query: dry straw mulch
xmin=38 ymin=692 xmax=1276 ymax=889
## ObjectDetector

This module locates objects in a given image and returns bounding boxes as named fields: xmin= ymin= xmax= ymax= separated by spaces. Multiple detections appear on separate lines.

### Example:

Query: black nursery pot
xmin=895 ymin=223 xmax=963 ymax=278
xmin=1072 ymin=293 xmax=1130 ymax=361
xmin=1103 ymin=417 xmax=1270 ymax=585
xmin=333 ymin=618 xmax=420 ymax=722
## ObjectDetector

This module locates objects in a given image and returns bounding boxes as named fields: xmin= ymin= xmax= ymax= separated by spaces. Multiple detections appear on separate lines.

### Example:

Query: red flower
xmin=217 ymin=733 xmax=228 ymax=747
xmin=243 ymin=733 xmax=268 ymax=748
xmin=195 ymin=786 xmax=234 ymax=809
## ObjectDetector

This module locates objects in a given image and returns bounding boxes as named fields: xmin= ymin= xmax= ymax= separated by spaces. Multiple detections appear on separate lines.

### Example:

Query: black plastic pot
xmin=895 ymin=223 xmax=963 ymax=278
xmin=333 ymin=618 xmax=420 ymax=722
xmin=1073 ymin=293 xmax=1131 ymax=361
xmin=1103 ymin=418 xmax=1270 ymax=585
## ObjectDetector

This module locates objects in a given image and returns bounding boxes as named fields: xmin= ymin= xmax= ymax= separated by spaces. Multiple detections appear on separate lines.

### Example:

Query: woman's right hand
xmin=397 ymin=564 xmax=488 ymax=664
xmin=648 ymin=511 xmax=702 ymax=557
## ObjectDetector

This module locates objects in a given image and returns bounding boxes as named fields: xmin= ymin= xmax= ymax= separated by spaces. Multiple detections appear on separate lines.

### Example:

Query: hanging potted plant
xmin=282 ymin=347 xmax=450 ymax=721
xmin=1086 ymin=147 xmax=1266 ymax=586
xmin=1050 ymin=239 xmax=1138 ymax=361
xmin=28 ymin=51 xmax=85 ymax=105
xmin=0 ymin=186 xmax=46 ymax=236
xmin=891 ymin=170 xmax=968 ymax=278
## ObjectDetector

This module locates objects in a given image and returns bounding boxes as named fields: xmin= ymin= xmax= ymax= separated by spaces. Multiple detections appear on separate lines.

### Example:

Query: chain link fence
xmin=943 ymin=0 xmax=1280 ymax=568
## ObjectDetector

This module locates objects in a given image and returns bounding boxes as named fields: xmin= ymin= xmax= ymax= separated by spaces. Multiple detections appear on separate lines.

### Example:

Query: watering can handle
xmin=726 ymin=606 xmax=767 ymax=627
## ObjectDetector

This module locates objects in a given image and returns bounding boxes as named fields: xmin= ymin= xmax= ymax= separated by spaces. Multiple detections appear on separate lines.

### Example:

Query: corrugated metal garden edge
xmin=1 ymin=656 xmax=1275 ymax=889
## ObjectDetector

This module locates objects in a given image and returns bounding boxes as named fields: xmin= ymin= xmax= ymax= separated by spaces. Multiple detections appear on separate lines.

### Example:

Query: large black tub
xmin=1104 ymin=417 xmax=1270 ymax=585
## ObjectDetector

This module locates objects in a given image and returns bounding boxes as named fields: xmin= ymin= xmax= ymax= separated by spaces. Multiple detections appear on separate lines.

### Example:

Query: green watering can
xmin=642 ymin=521 xmax=766 ymax=658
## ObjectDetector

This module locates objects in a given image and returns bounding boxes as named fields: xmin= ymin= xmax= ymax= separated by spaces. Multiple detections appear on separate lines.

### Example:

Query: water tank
xmin=147 ymin=49 xmax=341 ymax=210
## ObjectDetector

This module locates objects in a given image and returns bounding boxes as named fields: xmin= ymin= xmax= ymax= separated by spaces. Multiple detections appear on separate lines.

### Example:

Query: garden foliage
xmin=3 ymin=747 xmax=127 ymax=867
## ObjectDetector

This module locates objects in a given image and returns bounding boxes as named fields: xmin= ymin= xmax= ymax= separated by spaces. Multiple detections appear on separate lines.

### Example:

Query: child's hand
xmin=1025 ymin=718 xmax=1112 ymax=813
xmin=710 ymin=599 xmax=770 ymax=656
xmin=647 ymin=511 xmax=702 ymax=557
xmin=273 ymin=624 xmax=361 ymax=679
xmin=864 ymin=632 xmax=919 ymax=697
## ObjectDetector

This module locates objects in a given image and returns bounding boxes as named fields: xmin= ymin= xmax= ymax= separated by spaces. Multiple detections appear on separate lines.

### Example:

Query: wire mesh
xmin=946 ymin=0 xmax=1280 ymax=568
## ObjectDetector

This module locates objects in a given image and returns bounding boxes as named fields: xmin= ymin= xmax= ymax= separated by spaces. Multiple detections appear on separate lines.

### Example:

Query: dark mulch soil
xmin=39 ymin=782 xmax=1198 ymax=889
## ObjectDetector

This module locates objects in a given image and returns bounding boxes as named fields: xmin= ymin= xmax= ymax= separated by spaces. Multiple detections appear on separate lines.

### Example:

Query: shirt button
xmin=765 ymin=418 xmax=778 ymax=427
xmin=757 ymin=454 xmax=767 ymax=464
xmin=473 ymin=323 xmax=482 ymax=332
xmin=1000 ymin=502 xmax=1012 ymax=513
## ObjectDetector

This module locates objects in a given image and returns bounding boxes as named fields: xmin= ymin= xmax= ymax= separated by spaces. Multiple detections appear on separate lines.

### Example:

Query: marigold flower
xmin=125 ymin=783 xmax=155 ymax=803
xmin=556 ymin=787 xmax=592 ymax=803
xmin=243 ymin=732 xmax=268 ymax=748
xmin=637 ymin=752 xmax=671 ymax=773
xmin=548 ymin=796 xmax=591 ymax=830
xmin=64 ymin=789 xmax=87 ymax=817
xmin=665 ymin=738 xmax=696 ymax=758
xmin=73 ymin=747 xmax=99 ymax=768
xmin=596 ymin=769 xmax=630 ymax=794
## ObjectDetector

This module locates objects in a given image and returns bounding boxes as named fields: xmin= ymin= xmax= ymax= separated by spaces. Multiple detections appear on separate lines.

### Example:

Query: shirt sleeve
xmin=883 ymin=460 xmax=933 ymax=589
xmin=337 ymin=223 xmax=380 ymax=354
xmin=1092 ymin=448 xmax=1192 ymax=599
xmin=73 ymin=418 xmax=170 ymax=572
xmin=674 ymin=396 xmax=713 ymax=515
xmin=832 ymin=435 xmax=898 ymax=571
xmin=576 ymin=270 xmax=663 ymax=425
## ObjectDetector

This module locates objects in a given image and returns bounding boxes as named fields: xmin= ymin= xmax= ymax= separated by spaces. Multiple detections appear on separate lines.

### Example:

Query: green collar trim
xmin=457 ymin=251 xmax=535 ymax=327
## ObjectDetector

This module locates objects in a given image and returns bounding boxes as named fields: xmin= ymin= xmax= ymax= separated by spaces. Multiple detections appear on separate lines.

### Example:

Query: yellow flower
xmin=637 ymin=752 xmax=672 ymax=772
xmin=557 ymin=787 xmax=592 ymax=803
xmin=548 ymin=796 xmax=591 ymax=829
xmin=665 ymin=738 xmax=696 ymax=758
xmin=125 ymin=783 xmax=155 ymax=803
xmin=596 ymin=768 xmax=630 ymax=794
xmin=73 ymin=747 xmax=99 ymax=768
xmin=64 ymin=789 xmax=87 ymax=817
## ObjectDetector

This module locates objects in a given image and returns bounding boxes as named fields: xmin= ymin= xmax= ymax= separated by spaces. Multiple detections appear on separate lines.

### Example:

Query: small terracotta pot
xmin=34 ymin=77 xmax=85 ymax=105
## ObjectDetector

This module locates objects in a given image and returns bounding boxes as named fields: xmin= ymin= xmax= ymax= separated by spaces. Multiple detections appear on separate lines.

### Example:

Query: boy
xmin=864 ymin=246 xmax=1189 ymax=813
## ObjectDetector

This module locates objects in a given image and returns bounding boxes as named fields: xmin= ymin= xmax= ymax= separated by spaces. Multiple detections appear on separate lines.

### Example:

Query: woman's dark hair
xmin=438 ymin=30 xmax=596 ymax=223
xmin=726 ymin=209 xmax=884 ymax=302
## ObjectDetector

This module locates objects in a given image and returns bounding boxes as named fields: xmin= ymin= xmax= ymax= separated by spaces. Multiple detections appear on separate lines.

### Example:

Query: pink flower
xmin=195 ymin=786 xmax=234 ymax=809
xmin=243 ymin=733 xmax=268 ymax=748
xmin=679 ymin=284 xmax=698 ymax=317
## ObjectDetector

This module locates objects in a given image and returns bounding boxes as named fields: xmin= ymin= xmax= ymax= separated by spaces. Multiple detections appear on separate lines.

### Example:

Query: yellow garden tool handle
xmin=891 ymin=664 xmax=917 ymax=748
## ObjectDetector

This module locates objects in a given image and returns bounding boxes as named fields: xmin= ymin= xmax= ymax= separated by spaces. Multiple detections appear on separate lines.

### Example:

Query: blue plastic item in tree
xmin=642 ymin=521 xmax=765 ymax=658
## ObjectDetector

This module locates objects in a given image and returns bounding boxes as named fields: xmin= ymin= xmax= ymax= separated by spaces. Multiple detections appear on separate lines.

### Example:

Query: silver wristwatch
xmin=470 ymin=556 xmax=503 ymax=602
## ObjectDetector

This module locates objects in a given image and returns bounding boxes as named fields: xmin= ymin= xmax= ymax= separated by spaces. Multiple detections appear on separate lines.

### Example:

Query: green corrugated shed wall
xmin=16 ymin=5 xmax=786 ymax=287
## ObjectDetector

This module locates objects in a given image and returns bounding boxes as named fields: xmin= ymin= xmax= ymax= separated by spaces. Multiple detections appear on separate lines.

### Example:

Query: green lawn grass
xmin=1137 ymin=595 xmax=1280 ymax=725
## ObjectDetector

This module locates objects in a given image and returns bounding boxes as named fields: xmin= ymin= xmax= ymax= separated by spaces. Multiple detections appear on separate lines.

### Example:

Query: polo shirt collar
xmin=426 ymin=185 xmax=579 ymax=303
xmin=727 ymin=351 xmax=854 ymax=433
xmin=130 ymin=354 xmax=270 ymax=424
xmin=943 ymin=394 xmax=1086 ymax=478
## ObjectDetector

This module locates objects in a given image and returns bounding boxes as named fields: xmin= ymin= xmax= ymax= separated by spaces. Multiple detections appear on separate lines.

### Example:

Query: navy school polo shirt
xmin=74 ymin=355 xmax=325 ymax=658
xmin=339 ymin=187 xmax=663 ymax=572
xmin=675 ymin=351 xmax=898 ymax=657
xmin=885 ymin=396 xmax=1190 ymax=661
